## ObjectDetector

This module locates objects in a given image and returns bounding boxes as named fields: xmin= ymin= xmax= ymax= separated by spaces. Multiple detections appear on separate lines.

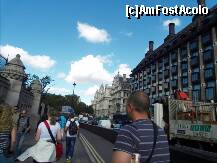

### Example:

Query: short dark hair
xmin=127 ymin=91 xmax=150 ymax=113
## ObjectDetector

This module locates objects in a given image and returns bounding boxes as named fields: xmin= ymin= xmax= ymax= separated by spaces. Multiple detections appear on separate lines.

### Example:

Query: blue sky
xmin=1 ymin=0 xmax=216 ymax=104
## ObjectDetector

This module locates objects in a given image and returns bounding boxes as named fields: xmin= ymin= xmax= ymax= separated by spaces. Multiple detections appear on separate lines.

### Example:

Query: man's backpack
xmin=68 ymin=120 xmax=78 ymax=135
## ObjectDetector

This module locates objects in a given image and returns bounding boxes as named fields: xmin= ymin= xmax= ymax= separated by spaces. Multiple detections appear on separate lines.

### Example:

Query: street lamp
xmin=73 ymin=82 xmax=76 ymax=95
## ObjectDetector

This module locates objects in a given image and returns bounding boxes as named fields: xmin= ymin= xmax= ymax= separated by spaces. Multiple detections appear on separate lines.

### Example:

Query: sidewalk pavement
xmin=17 ymin=130 xmax=91 ymax=163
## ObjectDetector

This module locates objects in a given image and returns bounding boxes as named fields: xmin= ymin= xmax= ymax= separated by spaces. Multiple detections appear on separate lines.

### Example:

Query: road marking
xmin=80 ymin=133 xmax=105 ymax=163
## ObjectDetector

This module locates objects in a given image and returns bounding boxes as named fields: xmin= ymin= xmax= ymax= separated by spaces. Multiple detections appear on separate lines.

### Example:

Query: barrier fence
xmin=80 ymin=123 xmax=118 ymax=144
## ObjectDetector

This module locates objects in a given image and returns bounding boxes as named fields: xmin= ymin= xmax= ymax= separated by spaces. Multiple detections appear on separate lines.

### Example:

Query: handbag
xmin=44 ymin=121 xmax=63 ymax=159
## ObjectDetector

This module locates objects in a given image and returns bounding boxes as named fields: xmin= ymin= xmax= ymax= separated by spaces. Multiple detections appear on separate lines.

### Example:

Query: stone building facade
xmin=92 ymin=74 xmax=131 ymax=118
xmin=131 ymin=1 xmax=217 ymax=104
xmin=0 ymin=54 xmax=42 ymax=127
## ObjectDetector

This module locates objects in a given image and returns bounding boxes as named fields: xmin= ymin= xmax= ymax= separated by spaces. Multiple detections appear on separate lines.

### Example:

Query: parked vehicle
xmin=98 ymin=120 xmax=111 ymax=129
xmin=154 ymin=97 xmax=217 ymax=155
xmin=79 ymin=116 xmax=88 ymax=123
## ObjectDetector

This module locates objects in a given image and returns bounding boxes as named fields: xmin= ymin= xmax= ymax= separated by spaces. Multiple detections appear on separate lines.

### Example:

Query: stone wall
xmin=0 ymin=75 xmax=10 ymax=102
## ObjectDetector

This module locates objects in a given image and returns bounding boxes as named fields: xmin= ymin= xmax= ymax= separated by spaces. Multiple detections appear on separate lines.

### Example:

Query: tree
xmin=24 ymin=74 xmax=53 ymax=95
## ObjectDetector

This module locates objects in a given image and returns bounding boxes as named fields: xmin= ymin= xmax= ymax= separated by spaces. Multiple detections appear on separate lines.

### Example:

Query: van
xmin=98 ymin=120 xmax=111 ymax=129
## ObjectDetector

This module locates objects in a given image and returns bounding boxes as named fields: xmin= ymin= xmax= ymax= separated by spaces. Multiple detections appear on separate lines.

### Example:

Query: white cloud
xmin=0 ymin=44 xmax=55 ymax=70
xmin=84 ymin=85 xmax=99 ymax=96
xmin=114 ymin=64 xmax=131 ymax=78
xmin=65 ymin=54 xmax=113 ymax=84
xmin=163 ymin=18 xmax=181 ymax=27
xmin=57 ymin=72 xmax=66 ymax=79
xmin=77 ymin=21 xmax=111 ymax=43
xmin=121 ymin=32 xmax=133 ymax=37
xmin=48 ymin=87 xmax=72 ymax=95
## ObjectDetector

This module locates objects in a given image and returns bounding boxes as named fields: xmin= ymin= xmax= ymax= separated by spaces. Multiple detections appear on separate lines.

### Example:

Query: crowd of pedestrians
xmin=0 ymin=103 xmax=79 ymax=163
xmin=1 ymin=91 xmax=170 ymax=163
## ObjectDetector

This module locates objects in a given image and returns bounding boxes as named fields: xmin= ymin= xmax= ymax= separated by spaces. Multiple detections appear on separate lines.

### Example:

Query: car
xmin=98 ymin=120 xmax=112 ymax=129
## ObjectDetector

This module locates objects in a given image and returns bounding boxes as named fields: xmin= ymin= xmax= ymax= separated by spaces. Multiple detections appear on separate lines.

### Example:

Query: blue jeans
xmin=66 ymin=136 xmax=76 ymax=158
xmin=16 ymin=132 xmax=25 ymax=157
xmin=0 ymin=153 xmax=13 ymax=163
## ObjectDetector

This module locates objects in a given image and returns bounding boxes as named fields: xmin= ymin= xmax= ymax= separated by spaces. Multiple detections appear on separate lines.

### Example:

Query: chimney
xmin=149 ymin=41 xmax=154 ymax=52
xmin=197 ymin=0 xmax=206 ymax=7
xmin=169 ymin=23 xmax=175 ymax=35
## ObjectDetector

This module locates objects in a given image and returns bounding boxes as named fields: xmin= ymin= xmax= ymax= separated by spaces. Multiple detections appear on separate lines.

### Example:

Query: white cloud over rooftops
xmin=0 ymin=44 xmax=56 ymax=70
xmin=77 ymin=21 xmax=111 ymax=43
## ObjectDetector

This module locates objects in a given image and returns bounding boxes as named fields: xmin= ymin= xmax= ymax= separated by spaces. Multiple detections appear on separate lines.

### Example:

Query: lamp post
xmin=73 ymin=82 xmax=76 ymax=95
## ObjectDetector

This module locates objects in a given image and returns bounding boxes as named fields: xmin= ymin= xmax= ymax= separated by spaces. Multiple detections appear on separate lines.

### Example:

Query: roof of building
xmin=132 ymin=4 xmax=217 ymax=74
xmin=8 ymin=54 xmax=25 ymax=68
xmin=0 ymin=54 xmax=26 ymax=79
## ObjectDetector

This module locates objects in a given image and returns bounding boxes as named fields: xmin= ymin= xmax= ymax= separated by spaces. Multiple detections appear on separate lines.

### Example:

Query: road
xmin=17 ymin=128 xmax=215 ymax=163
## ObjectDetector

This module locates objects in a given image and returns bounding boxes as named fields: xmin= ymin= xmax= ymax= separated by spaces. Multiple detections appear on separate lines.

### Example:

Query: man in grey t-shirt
xmin=112 ymin=91 xmax=170 ymax=163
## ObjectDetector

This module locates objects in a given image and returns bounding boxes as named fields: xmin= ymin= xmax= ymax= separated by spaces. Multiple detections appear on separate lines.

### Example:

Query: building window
xmin=171 ymin=52 xmax=177 ymax=62
xmin=180 ymin=47 xmax=188 ymax=59
xmin=158 ymin=60 xmax=163 ymax=69
xmin=171 ymin=65 xmax=177 ymax=75
xmin=204 ymin=64 xmax=215 ymax=81
xmin=152 ymin=65 xmax=156 ymax=73
xmin=158 ymin=73 xmax=163 ymax=81
xmin=164 ymin=57 xmax=169 ymax=66
xmin=164 ymin=82 xmax=169 ymax=91
xmin=190 ymin=40 xmax=198 ymax=51
xmin=205 ymin=81 xmax=215 ymax=101
xmin=182 ymin=77 xmax=188 ymax=87
xmin=164 ymin=69 xmax=169 ymax=78
xmin=152 ymin=75 xmax=156 ymax=83
xmin=147 ymin=77 xmax=151 ymax=85
xmin=181 ymin=62 xmax=188 ymax=71
xmin=171 ymin=79 xmax=178 ymax=89
xmin=203 ymin=49 xmax=213 ymax=63
xmin=191 ymin=51 xmax=199 ymax=57
xmin=202 ymin=33 xmax=212 ymax=47
xmin=192 ymin=84 xmax=200 ymax=102
xmin=182 ymin=72 xmax=188 ymax=77
xmin=147 ymin=67 xmax=151 ymax=75
xmin=191 ymin=56 xmax=199 ymax=67
xmin=152 ymin=86 xmax=156 ymax=93
xmin=192 ymin=72 xmax=200 ymax=83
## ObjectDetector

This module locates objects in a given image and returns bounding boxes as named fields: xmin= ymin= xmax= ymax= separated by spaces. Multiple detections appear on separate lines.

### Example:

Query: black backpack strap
xmin=145 ymin=121 xmax=159 ymax=163
xmin=44 ymin=121 xmax=56 ymax=144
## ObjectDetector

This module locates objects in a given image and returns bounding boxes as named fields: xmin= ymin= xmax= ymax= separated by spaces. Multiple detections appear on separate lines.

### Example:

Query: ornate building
xmin=0 ymin=54 xmax=42 ymax=127
xmin=131 ymin=0 xmax=217 ymax=104
xmin=92 ymin=84 xmax=112 ymax=117
xmin=92 ymin=73 xmax=131 ymax=118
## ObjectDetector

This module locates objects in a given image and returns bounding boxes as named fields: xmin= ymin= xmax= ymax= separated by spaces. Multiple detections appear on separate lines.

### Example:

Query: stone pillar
xmin=198 ymin=35 xmax=205 ymax=101
xmin=212 ymin=27 xmax=217 ymax=101
xmin=5 ymin=78 xmax=22 ymax=106
xmin=30 ymin=80 xmax=42 ymax=129
xmin=187 ymin=41 xmax=192 ymax=99
xmin=177 ymin=48 xmax=182 ymax=89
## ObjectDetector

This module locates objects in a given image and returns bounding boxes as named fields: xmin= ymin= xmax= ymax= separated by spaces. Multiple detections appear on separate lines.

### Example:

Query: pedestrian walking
xmin=15 ymin=109 xmax=30 ymax=157
xmin=58 ymin=114 xmax=66 ymax=140
xmin=112 ymin=91 xmax=170 ymax=163
xmin=0 ymin=103 xmax=17 ymax=163
xmin=16 ymin=109 xmax=61 ymax=162
xmin=65 ymin=114 xmax=79 ymax=162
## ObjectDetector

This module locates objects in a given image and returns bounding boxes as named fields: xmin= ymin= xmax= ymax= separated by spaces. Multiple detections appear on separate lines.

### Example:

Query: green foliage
xmin=24 ymin=74 xmax=53 ymax=95
xmin=42 ymin=93 xmax=93 ymax=115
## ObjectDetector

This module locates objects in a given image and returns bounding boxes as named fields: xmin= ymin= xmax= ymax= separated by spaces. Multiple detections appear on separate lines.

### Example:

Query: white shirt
xmin=38 ymin=120 xmax=61 ymax=140
xmin=66 ymin=119 xmax=79 ymax=137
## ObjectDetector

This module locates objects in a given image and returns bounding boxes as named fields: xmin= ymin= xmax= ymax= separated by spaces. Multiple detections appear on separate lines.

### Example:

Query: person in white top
xmin=17 ymin=109 xmax=61 ymax=163
xmin=65 ymin=114 xmax=79 ymax=161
